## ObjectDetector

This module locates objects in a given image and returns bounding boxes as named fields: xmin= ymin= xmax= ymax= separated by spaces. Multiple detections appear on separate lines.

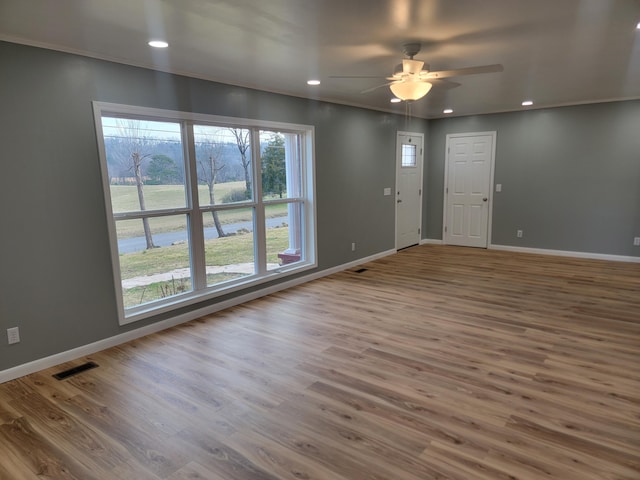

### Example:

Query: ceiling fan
xmin=333 ymin=42 xmax=504 ymax=101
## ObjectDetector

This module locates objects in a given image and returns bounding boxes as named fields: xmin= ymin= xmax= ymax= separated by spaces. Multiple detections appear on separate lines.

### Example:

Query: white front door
xmin=444 ymin=132 xmax=495 ymax=248
xmin=396 ymin=132 xmax=424 ymax=250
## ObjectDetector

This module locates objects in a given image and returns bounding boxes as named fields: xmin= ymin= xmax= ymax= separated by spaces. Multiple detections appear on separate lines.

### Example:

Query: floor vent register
xmin=53 ymin=361 xmax=99 ymax=380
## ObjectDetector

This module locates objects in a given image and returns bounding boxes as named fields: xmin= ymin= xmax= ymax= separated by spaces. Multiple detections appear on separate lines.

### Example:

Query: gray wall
xmin=0 ymin=41 xmax=427 ymax=371
xmin=2 ymin=39 xmax=638 ymax=373
xmin=424 ymin=101 xmax=640 ymax=256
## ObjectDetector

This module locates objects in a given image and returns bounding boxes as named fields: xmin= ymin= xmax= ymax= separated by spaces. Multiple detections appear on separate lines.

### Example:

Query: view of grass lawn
xmin=123 ymin=277 xmax=194 ymax=309
xmin=120 ymin=227 xmax=290 ymax=308
xmin=111 ymin=182 xmax=244 ymax=212
xmin=111 ymin=182 xmax=288 ymax=238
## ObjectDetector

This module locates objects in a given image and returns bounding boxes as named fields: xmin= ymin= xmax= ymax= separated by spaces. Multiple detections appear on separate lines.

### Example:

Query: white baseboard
xmin=0 ymin=249 xmax=396 ymax=384
xmin=489 ymin=244 xmax=640 ymax=263
xmin=419 ymin=239 xmax=638 ymax=263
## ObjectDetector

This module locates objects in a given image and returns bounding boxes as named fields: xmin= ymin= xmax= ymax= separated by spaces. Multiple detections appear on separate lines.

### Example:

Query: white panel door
xmin=396 ymin=132 xmax=424 ymax=250
xmin=444 ymin=133 xmax=495 ymax=248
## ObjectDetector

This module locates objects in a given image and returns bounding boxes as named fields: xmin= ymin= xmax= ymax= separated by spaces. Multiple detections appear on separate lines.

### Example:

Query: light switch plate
xmin=383 ymin=187 xmax=391 ymax=196
xmin=496 ymin=184 xmax=502 ymax=192
xmin=7 ymin=327 xmax=20 ymax=345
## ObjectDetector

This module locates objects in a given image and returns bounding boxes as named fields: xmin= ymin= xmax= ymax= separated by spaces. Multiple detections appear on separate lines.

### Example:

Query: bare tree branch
xmin=229 ymin=128 xmax=252 ymax=197
xmin=196 ymin=128 xmax=227 ymax=238
xmin=116 ymin=119 xmax=156 ymax=249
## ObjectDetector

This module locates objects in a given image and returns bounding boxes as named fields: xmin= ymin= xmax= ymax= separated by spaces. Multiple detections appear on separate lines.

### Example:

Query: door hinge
xmin=445 ymin=226 xmax=448 ymax=233
xmin=419 ymin=188 xmax=422 ymax=195
xmin=446 ymin=187 xmax=449 ymax=194
xmin=418 ymin=228 xmax=421 ymax=234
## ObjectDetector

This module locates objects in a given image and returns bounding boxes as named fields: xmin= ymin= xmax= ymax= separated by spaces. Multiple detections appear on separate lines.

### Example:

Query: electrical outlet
xmin=634 ymin=237 xmax=640 ymax=246
xmin=351 ymin=242 xmax=356 ymax=251
xmin=517 ymin=229 xmax=523 ymax=238
xmin=7 ymin=327 xmax=20 ymax=345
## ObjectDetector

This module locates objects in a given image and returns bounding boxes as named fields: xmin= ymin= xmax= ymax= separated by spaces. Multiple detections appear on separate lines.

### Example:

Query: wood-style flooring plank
xmin=0 ymin=245 xmax=638 ymax=479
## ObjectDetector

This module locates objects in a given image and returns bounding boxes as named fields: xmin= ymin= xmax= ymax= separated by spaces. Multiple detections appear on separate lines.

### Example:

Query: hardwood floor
xmin=1 ymin=245 xmax=639 ymax=479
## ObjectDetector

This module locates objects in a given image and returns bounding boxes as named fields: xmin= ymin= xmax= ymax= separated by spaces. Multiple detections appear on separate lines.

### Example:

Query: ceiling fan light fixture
xmin=307 ymin=79 xmax=321 ymax=85
xmin=389 ymin=81 xmax=432 ymax=101
xmin=390 ymin=97 xmax=402 ymax=103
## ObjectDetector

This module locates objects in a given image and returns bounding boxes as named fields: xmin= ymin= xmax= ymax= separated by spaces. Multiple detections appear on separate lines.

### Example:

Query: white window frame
xmin=93 ymin=102 xmax=317 ymax=325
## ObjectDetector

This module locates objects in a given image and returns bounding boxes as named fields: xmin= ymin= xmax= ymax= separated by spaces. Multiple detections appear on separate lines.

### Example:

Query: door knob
xmin=483 ymin=197 xmax=488 ymax=202
xmin=397 ymin=199 xmax=402 ymax=203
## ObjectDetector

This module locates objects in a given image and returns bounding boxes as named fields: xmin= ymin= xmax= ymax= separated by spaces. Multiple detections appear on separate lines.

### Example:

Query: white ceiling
xmin=1 ymin=0 xmax=639 ymax=119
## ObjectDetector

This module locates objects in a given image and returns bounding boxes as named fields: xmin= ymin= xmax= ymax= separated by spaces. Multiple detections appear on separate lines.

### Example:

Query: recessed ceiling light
xmin=636 ymin=21 xmax=640 ymax=30
xmin=443 ymin=108 xmax=453 ymax=114
xmin=390 ymin=98 xmax=402 ymax=103
xmin=307 ymin=80 xmax=321 ymax=86
xmin=522 ymin=100 xmax=533 ymax=106
xmin=148 ymin=40 xmax=169 ymax=48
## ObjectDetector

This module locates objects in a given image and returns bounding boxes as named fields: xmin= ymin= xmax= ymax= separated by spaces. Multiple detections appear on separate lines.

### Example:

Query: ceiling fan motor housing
xmin=402 ymin=42 xmax=422 ymax=58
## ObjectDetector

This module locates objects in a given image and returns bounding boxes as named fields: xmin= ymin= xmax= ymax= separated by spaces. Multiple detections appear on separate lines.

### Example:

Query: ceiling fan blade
xmin=429 ymin=78 xmax=461 ymax=90
xmin=360 ymin=81 xmax=397 ymax=94
xmin=425 ymin=64 xmax=503 ymax=79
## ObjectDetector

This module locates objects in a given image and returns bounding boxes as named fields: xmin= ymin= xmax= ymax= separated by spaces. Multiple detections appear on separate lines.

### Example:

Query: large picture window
xmin=94 ymin=103 xmax=316 ymax=324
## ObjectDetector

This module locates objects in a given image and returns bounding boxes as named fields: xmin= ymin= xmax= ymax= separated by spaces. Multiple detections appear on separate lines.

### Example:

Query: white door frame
xmin=395 ymin=130 xmax=425 ymax=250
xmin=442 ymin=131 xmax=496 ymax=247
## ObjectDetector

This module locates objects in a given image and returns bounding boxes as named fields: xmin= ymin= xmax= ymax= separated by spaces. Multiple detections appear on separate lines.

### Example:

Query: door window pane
xmin=401 ymin=144 xmax=417 ymax=167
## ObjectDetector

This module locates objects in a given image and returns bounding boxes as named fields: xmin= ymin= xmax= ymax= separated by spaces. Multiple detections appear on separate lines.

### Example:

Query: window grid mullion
xmin=252 ymin=128 xmax=267 ymax=276
xmin=184 ymin=121 xmax=207 ymax=291
xmin=199 ymin=202 xmax=258 ymax=213
xmin=114 ymin=208 xmax=190 ymax=220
